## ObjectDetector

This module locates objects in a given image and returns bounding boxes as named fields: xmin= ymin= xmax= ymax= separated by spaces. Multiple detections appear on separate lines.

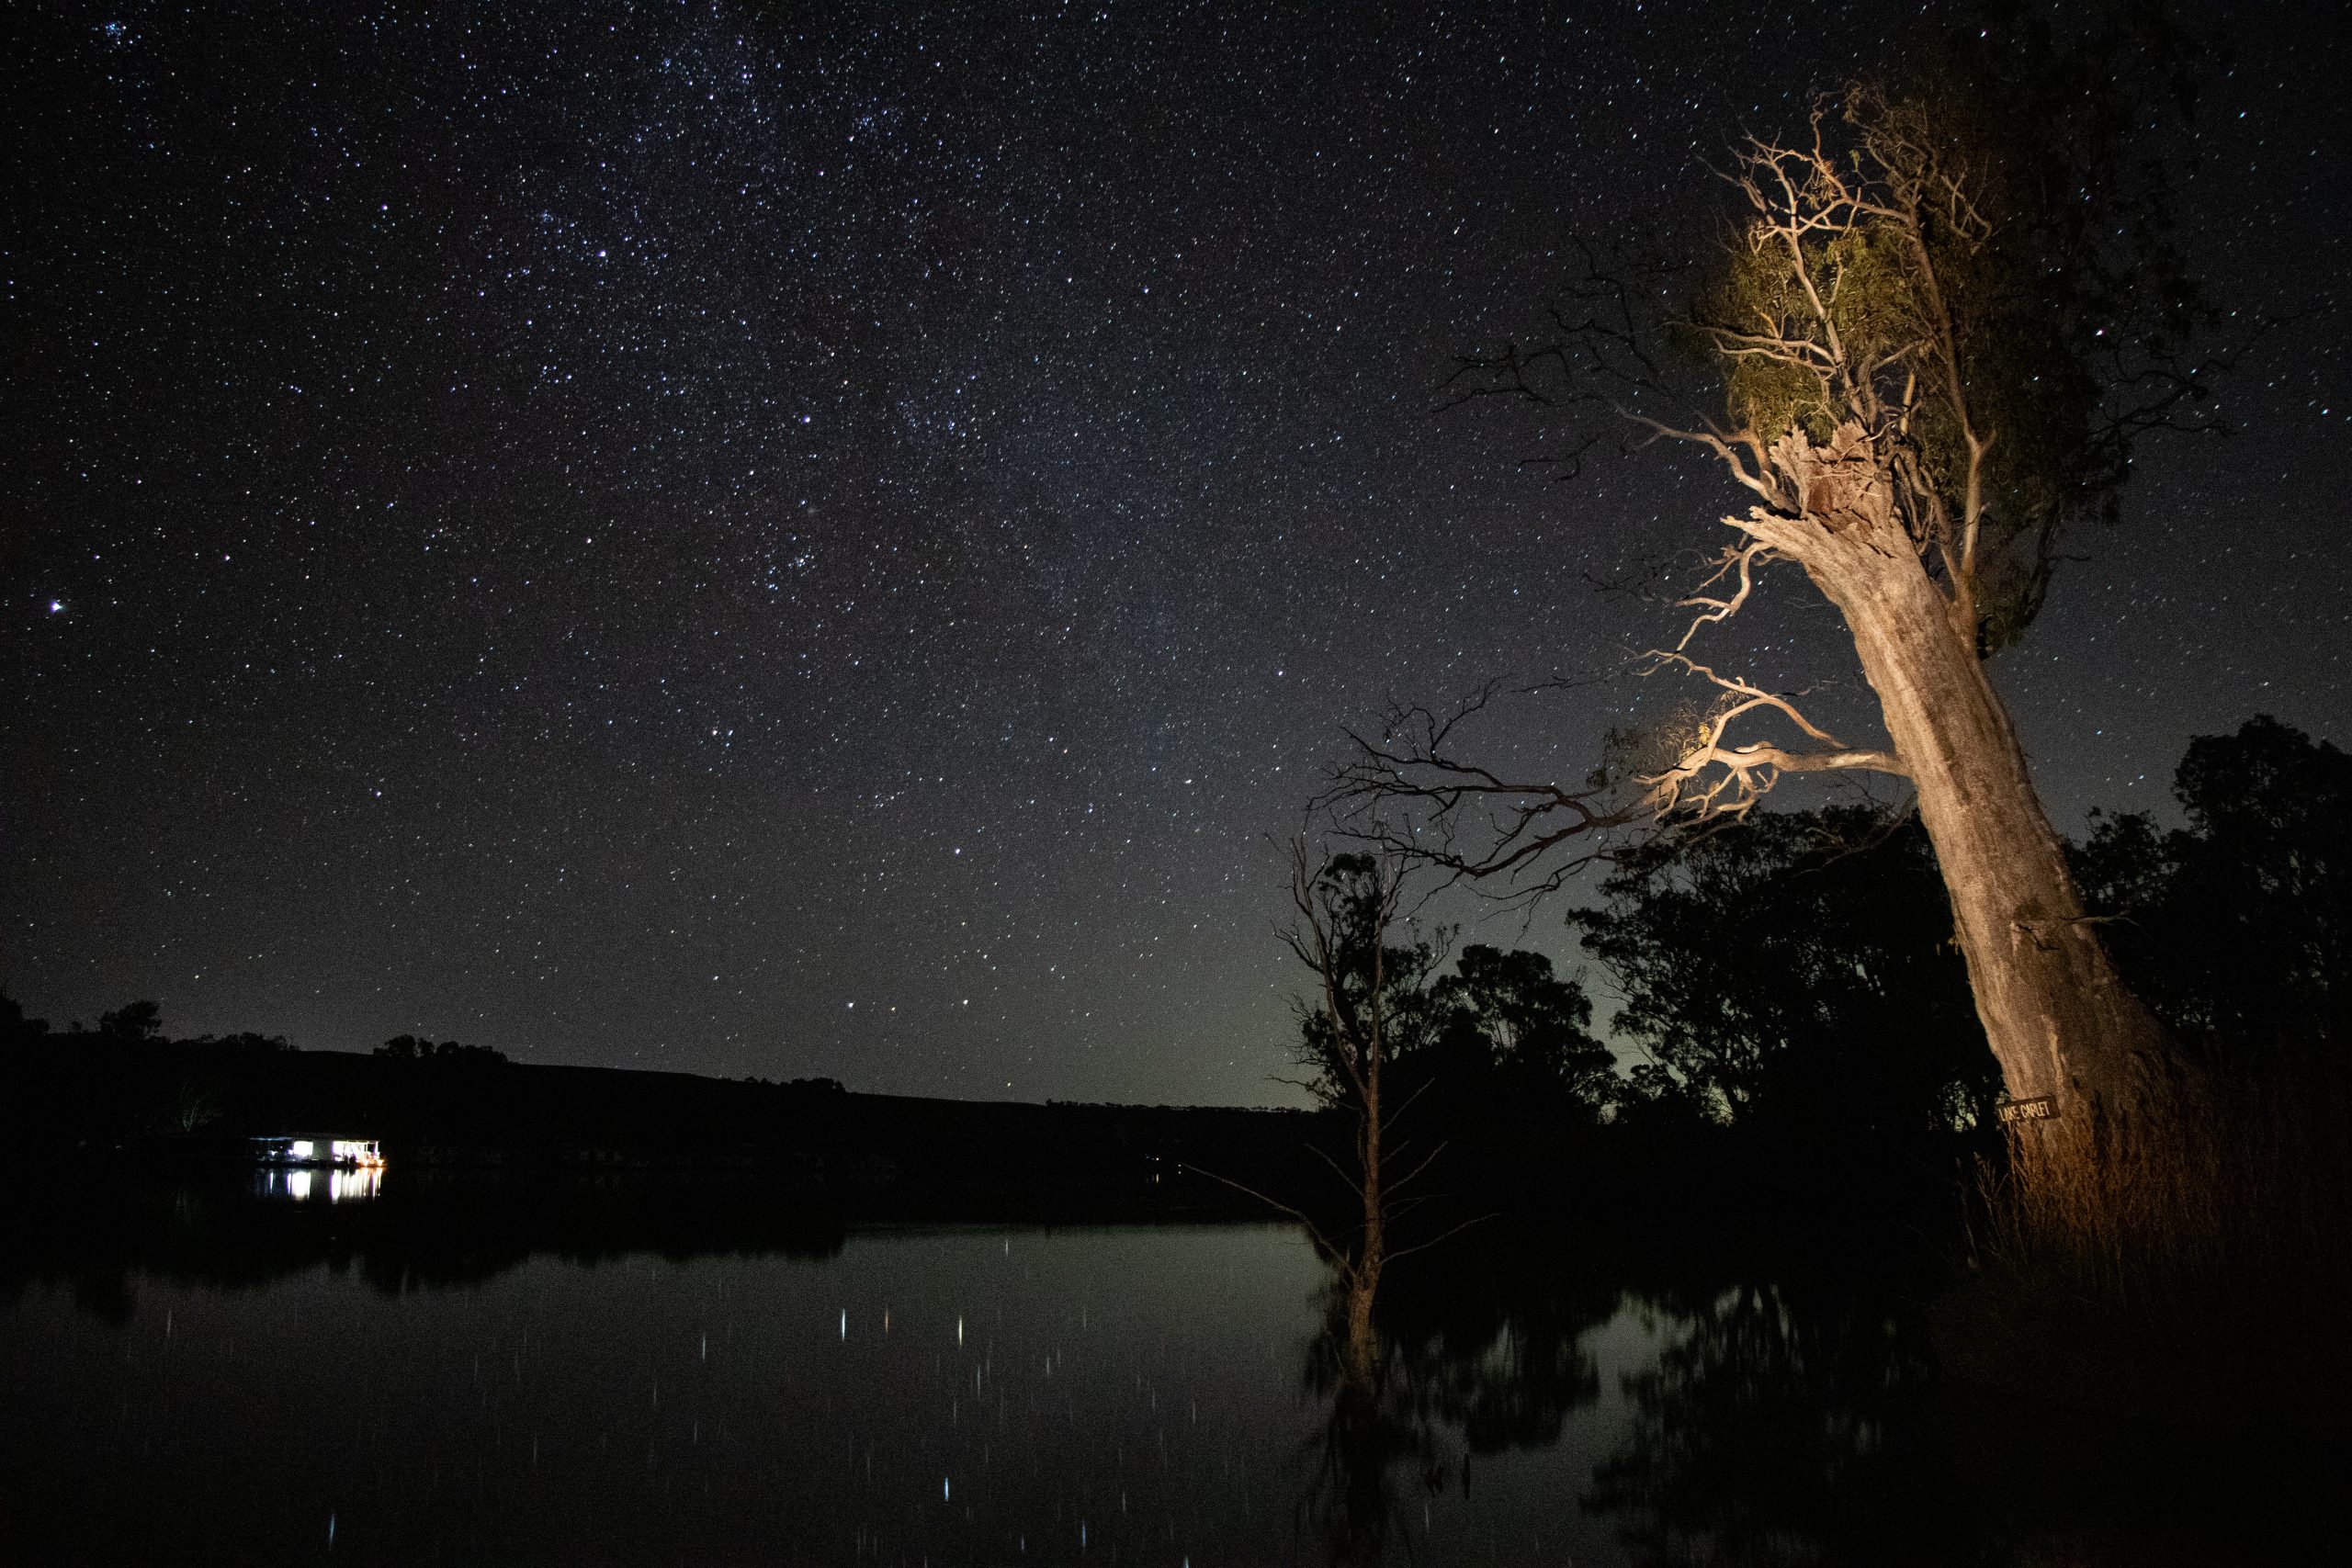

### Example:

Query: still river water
xmin=0 ymin=1170 xmax=2331 ymax=1564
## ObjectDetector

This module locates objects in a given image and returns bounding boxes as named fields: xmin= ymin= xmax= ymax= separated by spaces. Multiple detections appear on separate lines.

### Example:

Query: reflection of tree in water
xmin=1297 ymin=1239 xmax=1618 ymax=1565
xmin=1587 ymin=1282 xmax=1968 ymax=1568
xmin=1300 ymin=1312 xmax=1423 ymax=1568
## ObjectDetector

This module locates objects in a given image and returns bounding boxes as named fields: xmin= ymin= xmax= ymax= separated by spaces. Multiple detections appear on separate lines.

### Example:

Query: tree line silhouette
xmin=1288 ymin=715 xmax=2349 ymax=1216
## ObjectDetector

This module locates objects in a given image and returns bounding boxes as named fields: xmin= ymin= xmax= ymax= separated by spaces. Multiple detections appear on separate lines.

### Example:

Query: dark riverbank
xmin=4 ymin=1037 xmax=1323 ymax=1221
xmin=3 ymin=1032 xmax=1988 ymax=1241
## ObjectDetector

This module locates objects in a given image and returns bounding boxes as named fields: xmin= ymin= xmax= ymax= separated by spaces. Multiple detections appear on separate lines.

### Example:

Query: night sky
xmin=6 ymin=2 xmax=2346 ymax=1105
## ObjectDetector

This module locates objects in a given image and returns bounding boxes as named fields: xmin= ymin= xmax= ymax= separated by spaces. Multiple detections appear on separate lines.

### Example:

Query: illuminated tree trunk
xmin=1758 ymin=433 xmax=2179 ymax=1152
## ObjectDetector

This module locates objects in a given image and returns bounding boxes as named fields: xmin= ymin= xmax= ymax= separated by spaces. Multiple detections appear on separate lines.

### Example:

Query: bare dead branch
xmin=1670 ymin=538 xmax=1781 ymax=650
xmin=1382 ymin=1213 xmax=1501 ymax=1267
xmin=1178 ymin=1161 xmax=1343 ymax=1260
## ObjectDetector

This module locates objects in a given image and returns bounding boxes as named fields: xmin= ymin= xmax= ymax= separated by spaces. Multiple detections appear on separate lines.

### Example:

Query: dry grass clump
xmin=1943 ymin=1062 xmax=2352 ymax=1427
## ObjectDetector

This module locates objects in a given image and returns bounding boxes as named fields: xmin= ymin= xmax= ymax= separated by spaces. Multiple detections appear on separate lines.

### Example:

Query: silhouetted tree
xmin=1571 ymin=809 xmax=2001 ymax=1155
xmin=2 ymin=987 xmax=51 ymax=1043
xmin=203 ymin=1031 xmax=296 ymax=1055
xmin=1284 ymin=873 xmax=1614 ymax=1208
xmin=96 ymin=999 xmax=163 ymax=1042
xmin=1368 ymin=942 xmax=1618 ymax=1202
xmin=1422 ymin=944 xmax=1618 ymax=1116
xmin=375 ymin=1033 xmax=509 ymax=1066
xmin=2077 ymin=716 xmax=2352 ymax=1069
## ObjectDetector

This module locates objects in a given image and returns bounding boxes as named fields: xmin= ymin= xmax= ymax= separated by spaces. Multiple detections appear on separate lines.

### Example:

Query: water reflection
xmin=6 ymin=1211 xmax=1329 ymax=1564
xmin=1298 ymin=1235 xmax=1623 ymax=1565
xmin=254 ymin=1165 xmax=383 ymax=1201
xmin=3 ymin=1167 xmax=849 ymax=1317
xmin=1584 ymin=1280 xmax=1964 ymax=1567
xmin=1296 ymin=1265 xmax=1417 ymax=1566
xmin=6 ymin=1171 xmax=2339 ymax=1563
xmin=1292 ymin=1234 xmax=2346 ymax=1567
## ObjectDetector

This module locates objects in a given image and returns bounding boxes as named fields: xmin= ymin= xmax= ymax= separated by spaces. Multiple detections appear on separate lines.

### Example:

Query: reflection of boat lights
xmin=257 ymin=1166 xmax=384 ymax=1201
xmin=328 ymin=1167 xmax=383 ymax=1201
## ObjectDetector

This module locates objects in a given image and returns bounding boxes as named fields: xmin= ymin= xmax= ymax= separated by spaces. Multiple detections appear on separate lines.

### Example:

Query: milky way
xmin=6 ymin=2 xmax=2347 ymax=1101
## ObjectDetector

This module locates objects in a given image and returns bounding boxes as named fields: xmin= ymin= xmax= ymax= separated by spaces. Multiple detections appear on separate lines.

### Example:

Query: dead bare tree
xmin=1279 ymin=844 xmax=1408 ymax=1385
xmin=1339 ymin=47 xmax=2247 ymax=1203
xmin=1266 ymin=842 xmax=1490 ymax=1389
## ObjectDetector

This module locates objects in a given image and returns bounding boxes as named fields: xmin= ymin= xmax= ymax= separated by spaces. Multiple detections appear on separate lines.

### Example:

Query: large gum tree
xmin=1334 ymin=29 xmax=2231 ymax=1177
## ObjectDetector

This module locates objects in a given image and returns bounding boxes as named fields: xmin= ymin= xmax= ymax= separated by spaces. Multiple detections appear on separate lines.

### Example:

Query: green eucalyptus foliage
xmin=1685 ymin=7 xmax=2211 ymax=651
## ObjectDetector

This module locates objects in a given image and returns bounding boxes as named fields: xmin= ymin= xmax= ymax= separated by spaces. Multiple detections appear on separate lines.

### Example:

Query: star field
xmin=6 ymin=1 xmax=2348 ymax=1102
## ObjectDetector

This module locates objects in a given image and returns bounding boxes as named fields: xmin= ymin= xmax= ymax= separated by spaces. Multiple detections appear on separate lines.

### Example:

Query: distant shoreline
xmin=6 ymin=1038 xmax=1329 ymax=1219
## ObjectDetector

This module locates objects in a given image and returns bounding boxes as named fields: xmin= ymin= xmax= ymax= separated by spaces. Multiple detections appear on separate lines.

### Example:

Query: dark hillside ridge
xmin=4 ymin=1040 xmax=1326 ymax=1220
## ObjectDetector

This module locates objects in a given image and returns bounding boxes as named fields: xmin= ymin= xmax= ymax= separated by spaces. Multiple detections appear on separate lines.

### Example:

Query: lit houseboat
xmin=252 ymin=1135 xmax=385 ymax=1168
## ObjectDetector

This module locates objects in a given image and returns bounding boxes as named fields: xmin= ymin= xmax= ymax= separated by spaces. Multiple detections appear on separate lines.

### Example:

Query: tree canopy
xmin=376 ymin=1034 xmax=511 ymax=1066
xmin=2076 ymin=716 xmax=2352 ymax=1069
xmin=1286 ymin=879 xmax=1614 ymax=1130
xmin=96 ymin=999 xmax=164 ymax=1042
xmin=1570 ymin=808 xmax=2000 ymax=1146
